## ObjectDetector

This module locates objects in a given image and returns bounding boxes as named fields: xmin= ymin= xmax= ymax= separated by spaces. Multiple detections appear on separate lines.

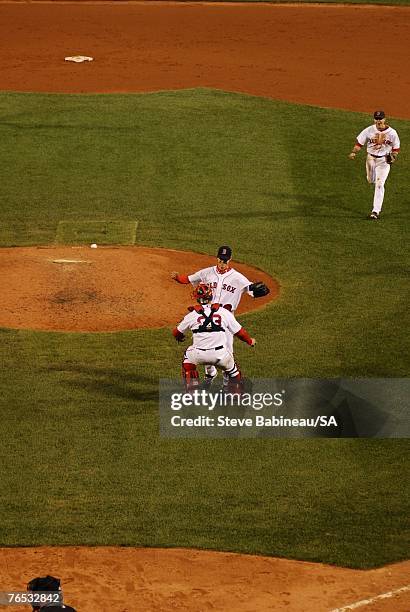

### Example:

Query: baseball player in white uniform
xmin=172 ymin=283 xmax=255 ymax=391
xmin=348 ymin=110 xmax=400 ymax=220
xmin=172 ymin=245 xmax=269 ymax=384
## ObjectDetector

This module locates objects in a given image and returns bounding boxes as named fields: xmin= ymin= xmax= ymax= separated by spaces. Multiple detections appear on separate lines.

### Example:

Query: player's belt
xmin=197 ymin=345 xmax=224 ymax=351
xmin=370 ymin=154 xmax=385 ymax=158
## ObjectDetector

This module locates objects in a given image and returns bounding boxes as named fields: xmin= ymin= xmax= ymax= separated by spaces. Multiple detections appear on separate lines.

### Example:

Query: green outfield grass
xmin=0 ymin=90 xmax=409 ymax=567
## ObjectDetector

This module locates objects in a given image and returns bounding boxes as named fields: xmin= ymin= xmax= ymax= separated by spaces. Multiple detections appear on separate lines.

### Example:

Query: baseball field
xmin=0 ymin=1 xmax=409 ymax=611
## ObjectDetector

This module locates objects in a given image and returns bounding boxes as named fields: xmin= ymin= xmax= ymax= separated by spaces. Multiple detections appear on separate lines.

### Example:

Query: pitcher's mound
xmin=0 ymin=246 xmax=279 ymax=332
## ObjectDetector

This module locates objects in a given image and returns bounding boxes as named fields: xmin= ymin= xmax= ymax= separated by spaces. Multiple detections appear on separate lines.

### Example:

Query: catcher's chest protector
xmin=192 ymin=307 xmax=225 ymax=334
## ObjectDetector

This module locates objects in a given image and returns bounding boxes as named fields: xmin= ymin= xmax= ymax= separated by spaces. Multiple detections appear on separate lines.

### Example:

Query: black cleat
xmin=202 ymin=374 xmax=217 ymax=388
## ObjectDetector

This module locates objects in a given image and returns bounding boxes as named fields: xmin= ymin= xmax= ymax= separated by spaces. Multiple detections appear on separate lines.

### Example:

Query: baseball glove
xmin=386 ymin=152 xmax=397 ymax=164
xmin=249 ymin=282 xmax=270 ymax=298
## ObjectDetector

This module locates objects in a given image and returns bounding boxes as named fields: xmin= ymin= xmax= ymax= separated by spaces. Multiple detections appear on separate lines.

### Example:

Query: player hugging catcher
xmin=348 ymin=110 xmax=400 ymax=220
xmin=172 ymin=283 xmax=256 ymax=393
xmin=172 ymin=245 xmax=269 ymax=387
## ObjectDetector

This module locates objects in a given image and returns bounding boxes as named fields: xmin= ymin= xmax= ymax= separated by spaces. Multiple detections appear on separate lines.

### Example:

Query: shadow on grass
xmin=180 ymin=194 xmax=359 ymax=220
xmin=44 ymin=364 xmax=158 ymax=404
xmin=356 ymin=264 xmax=410 ymax=277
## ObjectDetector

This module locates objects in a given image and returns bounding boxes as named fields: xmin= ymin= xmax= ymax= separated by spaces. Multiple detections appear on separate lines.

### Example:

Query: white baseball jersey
xmin=177 ymin=305 xmax=242 ymax=350
xmin=357 ymin=125 xmax=400 ymax=156
xmin=187 ymin=267 xmax=252 ymax=311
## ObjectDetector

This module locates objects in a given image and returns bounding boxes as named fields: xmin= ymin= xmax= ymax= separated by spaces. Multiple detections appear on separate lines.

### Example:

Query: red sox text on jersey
xmin=188 ymin=266 xmax=252 ymax=311
xmin=208 ymin=281 xmax=236 ymax=295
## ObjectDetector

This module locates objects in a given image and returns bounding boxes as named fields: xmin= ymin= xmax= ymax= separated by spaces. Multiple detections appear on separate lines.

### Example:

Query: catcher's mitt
xmin=249 ymin=282 xmax=270 ymax=298
xmin=386 ymin=152 xmax=397 ymax=164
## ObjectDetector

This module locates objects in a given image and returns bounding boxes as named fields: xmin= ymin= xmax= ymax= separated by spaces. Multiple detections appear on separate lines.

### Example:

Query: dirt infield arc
xmin=1 ymin=547 xmax=410 ymax=612
xmin=0 ymin=2 xmax=410 ymax=118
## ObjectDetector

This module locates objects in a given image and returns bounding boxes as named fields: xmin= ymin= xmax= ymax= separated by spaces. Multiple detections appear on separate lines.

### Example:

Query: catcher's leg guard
xmin=224 ymin=361 xmax=241 ymax=380
xmin=182 ymin=362 xmax=199 ymax=392
xmin=223 ymin=360 xmax=244 ymax=394
xmin=226 ymin=373 xmax=244 ymax=395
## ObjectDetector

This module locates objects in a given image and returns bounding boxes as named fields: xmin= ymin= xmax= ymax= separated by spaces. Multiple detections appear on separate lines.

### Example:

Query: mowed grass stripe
xmin=55 ymin=219 xmax=138 ymax=245
xmin=0 ymin=90 xmax=409 ymax=566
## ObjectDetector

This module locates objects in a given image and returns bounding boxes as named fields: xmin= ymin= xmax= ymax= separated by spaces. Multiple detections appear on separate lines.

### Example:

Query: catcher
xmin=27 ymin=576 xmax=76 ymax=611
xmin=172 ymin=245 xmax=269 ymax=385
xmin=173 ymin=283 xmax=256 ymax=392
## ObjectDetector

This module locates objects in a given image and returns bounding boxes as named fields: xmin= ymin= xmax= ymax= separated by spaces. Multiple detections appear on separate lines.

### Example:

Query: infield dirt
xmin=1 ymin=547 xmax=410 ymax=612
xmin=0 ymin=2 xmax=409 ymax=118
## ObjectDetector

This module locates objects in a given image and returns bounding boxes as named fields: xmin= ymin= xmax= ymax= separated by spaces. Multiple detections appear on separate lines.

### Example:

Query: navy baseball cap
xmin=373 ymin=110 xmax=385 ymax=120
xmin=217 ymin=245 xmax=232 ymax=262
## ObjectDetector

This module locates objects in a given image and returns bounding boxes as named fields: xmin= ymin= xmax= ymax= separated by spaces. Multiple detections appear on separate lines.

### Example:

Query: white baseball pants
xmin=366 ymin=154 xmax=391 ymax=214
xmin=184 ymin=345 xmax=239 ymax=377
xmin=205 ymin=331 xmax=234 ymax=378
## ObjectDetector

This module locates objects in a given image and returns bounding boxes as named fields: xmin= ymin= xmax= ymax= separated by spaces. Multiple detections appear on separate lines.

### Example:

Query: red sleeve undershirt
xmin=172 ymin=328 xmax=185 ymax=340
xmin=235 ymin=327 xmax=253 ymax=345
xmin=174 ymin=274 xmax=190 ymax=284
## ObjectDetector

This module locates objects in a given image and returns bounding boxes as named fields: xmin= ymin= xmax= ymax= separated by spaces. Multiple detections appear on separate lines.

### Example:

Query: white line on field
xmin=131 ymin=220 xmax=138 ymax=244
xmin=330 ymin=584 xmax=410 ymax=611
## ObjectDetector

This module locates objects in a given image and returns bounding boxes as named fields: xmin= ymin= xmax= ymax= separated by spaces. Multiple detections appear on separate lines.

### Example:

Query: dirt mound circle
xmin=0 ymin=246 xmax=278 ymax=332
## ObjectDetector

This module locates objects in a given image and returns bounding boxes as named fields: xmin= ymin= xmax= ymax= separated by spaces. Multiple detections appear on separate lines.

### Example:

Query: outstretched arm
xmin=171 ymin=269 xmax=205 ymax=285
xmin=172 ymin=327 xmax=186 ymax=342
xmin=171 ymin=272 xmax=190 ymax=284
xmin=235 ymin=327 xmax=256 ymax=346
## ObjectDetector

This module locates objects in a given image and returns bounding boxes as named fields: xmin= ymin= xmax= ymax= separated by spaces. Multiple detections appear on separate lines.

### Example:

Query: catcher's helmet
xmin=27 ymin=576 xmax=61 ymax=593
xmin=193 ymin=283 xmax=213 ymax=305
xmin=27 ymin=576 xmax=62 ymax=611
